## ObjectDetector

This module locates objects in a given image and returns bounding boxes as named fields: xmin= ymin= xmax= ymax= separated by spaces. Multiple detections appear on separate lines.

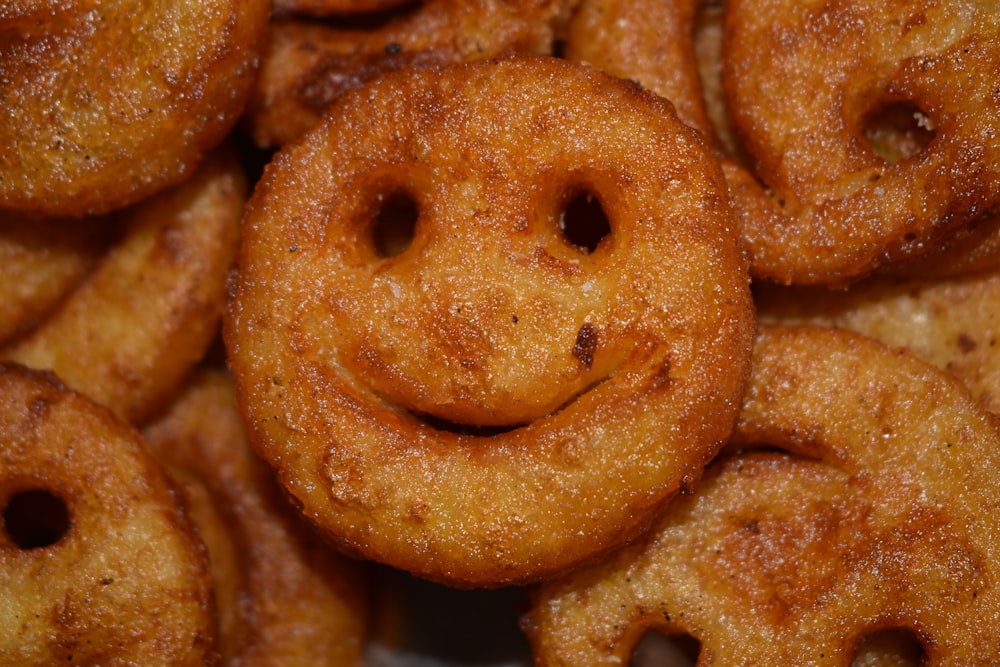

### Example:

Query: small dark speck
xmin=289 ymin=244 xmax=298 ymax=252
xmin=957 ymin=333 xmax=976 ymax=353
xmin=385 ymin=42 xmax=402 ymax=55
xmin=512 ymin=315 xmax=518 ymax=324
xmin=572 ymin=323 xmax=598 ymax=370
xmin=100 ymin=577 xmax=114 ymax=585
xmin=679 ymin=474 xmax=695 ymax=495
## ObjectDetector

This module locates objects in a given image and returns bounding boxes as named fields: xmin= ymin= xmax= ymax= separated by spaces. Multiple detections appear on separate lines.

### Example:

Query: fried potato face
xmin=525 ymin=326 xmax=1000 ymax=665
xmin=0 ymin=363 xmax=214 ymax=665
xmin=227 ymin=55 xmax=754 ymax=587
xmin=0 ymin=0 xmax=269 ymax=217
xmin=564 ymin=0 xmax=1000 ymax=285
xmin=723 ymin=0 xmax=1000 ymax=284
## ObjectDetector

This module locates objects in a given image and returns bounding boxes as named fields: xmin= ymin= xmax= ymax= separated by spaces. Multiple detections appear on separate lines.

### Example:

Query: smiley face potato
xmin=225 ymin=54 xmax=755 ymax=588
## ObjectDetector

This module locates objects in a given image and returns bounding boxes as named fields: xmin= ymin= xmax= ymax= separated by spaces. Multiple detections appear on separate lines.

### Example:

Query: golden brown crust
xmin=226 ymin=54 xmax=754 ymax=587
xmin=525 ymin=325 xmax=1000 ymax=665
xmin=0 ymin=0 xmax=269 ymax=217
xmin=565 ymin=0 xmax=710 ymax=148
xmin=143 ymin=368 xmax=370 ymax=667
xmin=564 ymin=0 xmax=1000 ymax=285
xmin=723 ymin=0 xmax=1000 ymax=284
xmin=876 ymin=207 xmax=1000 ymax=279
xmin=0 ymin=1 xmax=74 ymax=28
xmin=0 ymin=363 xmax=215 ymax=665
xmin=0 ymin=216 xmax=112 ymax=344
xmin=755 ymin=267 xmax=1000 ymax=414
xmin=244 ymin=0 xmax=575 ymax=147
xmin=1 ymin=146 xmax=245 ymax=425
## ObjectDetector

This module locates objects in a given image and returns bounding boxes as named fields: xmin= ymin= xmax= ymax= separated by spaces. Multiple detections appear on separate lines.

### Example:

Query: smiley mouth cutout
xmin=225 ymin=55 xmax=755 ymax=588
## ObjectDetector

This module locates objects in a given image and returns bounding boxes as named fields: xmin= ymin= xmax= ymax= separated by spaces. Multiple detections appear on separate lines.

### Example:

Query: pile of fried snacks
xmin=2 ymin=1 xmax=999 ymax=664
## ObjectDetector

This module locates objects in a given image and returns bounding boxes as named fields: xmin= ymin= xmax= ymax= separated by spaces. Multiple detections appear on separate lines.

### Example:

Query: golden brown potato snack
xmin=0 ymin=363 xmax=215 ymax=665
xmin=565 ymin=0 xmax=1000 ymax=285
xmin=271 ymin=0 xmax=413 ymax=18
xmin=2 ymin=146 xmax=245 ymax=424
xmin=244 ymin=0 xmax=575 ymax=147
xmin=755 ymin=269 xmax=1000 ymax=414
xmin=0 ymin=0 xmax=269 ymax=217
xmin=0 ymin=216 xmax=112 ymax=344
xmin=525 ymin=326 xmax=1000 ymax=665
xmin=144 ymin=368 xmax=369 ymax=666
xmin=226 ymin=54 xmax=754 ymax=588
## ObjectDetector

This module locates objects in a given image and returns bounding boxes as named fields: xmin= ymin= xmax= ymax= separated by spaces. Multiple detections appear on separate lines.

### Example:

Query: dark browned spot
xmin=572 ymin=323 xmax=598 ymax=370
xmin=301 ymin=47 xmax=443 ymax=114
xmin=29 ymin=396 xmax=51 ymax=418
xmin=3 ymin=488 xmax=71 ymax=549
xmin=903 ymin=11 xmax=928 ymax=32
xmin=957 ymin=333 xmax=977 ymax=353
xmin=678 ymin=474 xmax=696 ymax=495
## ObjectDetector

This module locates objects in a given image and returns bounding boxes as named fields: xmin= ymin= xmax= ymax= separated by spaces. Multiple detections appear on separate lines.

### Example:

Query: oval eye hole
xmin=373 ymin=190 xmax=419 ymax=258
xmin=3 ymin=488 xmax=71 ymax=549
xmin=852 ymin=627 xmax=926 ymax=667
xmin=631 ymin=629 xmax=700 ymax=667
xmin=862 ymin=100 xmax=936 ymax=164
xmin=560 ymin=189 xmax=611 ymax=254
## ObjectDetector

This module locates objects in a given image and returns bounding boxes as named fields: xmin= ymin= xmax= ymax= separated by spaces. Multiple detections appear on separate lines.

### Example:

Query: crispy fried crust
xmin=0 ymin=0 xmax=269 ymax=217
xmin=2 ymin=147 xmax=245 ymax=424
xmin=144 ymin=368 xmax=370 ymax=666
xmin=226 ymin=54 xmax=755 ymax=587
xmin=756 ymin=267 xmax=1000 ymax=414
xmin=724 ymin=0 xmax=1000 ymax=284
xmin=0 ymin=363 xmax=215 ymax=665
xmin=0 ymin=216 xmax=112 ymax=344
xmin=525 ymin=325 xmax=1000 ymax=665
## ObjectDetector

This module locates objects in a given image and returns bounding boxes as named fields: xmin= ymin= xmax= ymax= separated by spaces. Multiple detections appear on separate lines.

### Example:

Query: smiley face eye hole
xmin=372 ymin=189 xmax=420 ymax=258
xmin=630 ymin=629 xmax=700 ymax=667
xmin=862 ymin=99 xmax=936 ymax=164
xmin=852 ymin=627 xmax=926 ymax=667
xmin=3 ymin=488 xmax=71 ymax=549
xmin=559 ymin=187 xmax=611 ymax=254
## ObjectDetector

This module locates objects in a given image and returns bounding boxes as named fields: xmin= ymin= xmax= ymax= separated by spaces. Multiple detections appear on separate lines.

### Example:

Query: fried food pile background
xmin=2 ymin=0 xmax=999 ymax=664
